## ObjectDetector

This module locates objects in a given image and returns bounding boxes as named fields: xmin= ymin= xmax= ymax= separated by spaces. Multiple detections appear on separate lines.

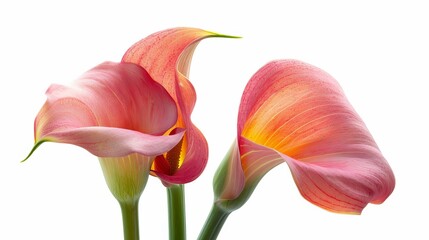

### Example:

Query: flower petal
xmin=122 ymin=27 xmax=236 ymax=109
xmin=152 ymin=126 xmax=208 ymax=184
xmin=122 ymin=28 xmax=236 ymax=183
xmin=282 ymin=149 xmax=393 ymax=213
xmin=40 ymin=62 xmax=177 ymax=136
xmin=239 ymin=60 xmax=395 ymax=214
xmin=36 ymin=127 xmax=184 ymax=158
xmin=28 ymin=62 xmax=180 ymax=159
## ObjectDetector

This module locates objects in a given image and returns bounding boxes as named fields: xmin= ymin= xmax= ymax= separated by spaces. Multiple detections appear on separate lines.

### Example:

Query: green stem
xmin=197 ymin=203 xmax=230 ymax=240
xmin=167 ymin=184 xmax=187 ymax=240
xmin=120 ymin=201 xmax=140 ymax=240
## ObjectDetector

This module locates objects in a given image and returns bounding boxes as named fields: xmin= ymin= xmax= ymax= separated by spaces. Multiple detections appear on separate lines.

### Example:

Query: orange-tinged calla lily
xmin=214 ymin=60 xmax=395 ymax=214
xmin=24 ymin=62 xmax=184 ymax=203
xmin=122 ymin=27 xmax=238 ymax=185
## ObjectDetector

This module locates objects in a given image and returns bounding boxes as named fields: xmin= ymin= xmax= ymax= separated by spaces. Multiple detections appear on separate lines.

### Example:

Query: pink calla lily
xmin=214 ymin=60 xmax=395 ymax=214
xmin=24 ymin=62 xmax=185 ymax=205
xmin=26 ymin=62 xmax=183 ymax=159
xmin=122 ymin=27 xmax=237 ymax=184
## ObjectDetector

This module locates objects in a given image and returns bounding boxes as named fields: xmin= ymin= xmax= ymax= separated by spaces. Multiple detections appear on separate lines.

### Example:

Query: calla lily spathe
xmin=29 ymin=62 xmax=182 ymax=157
xmin=25 ymin=62 xmax=184 ymax=203
xmin=122 ymin=27 xmax=238 ymax=185
xmin=214 ymin=60 xmax=395 ymax=214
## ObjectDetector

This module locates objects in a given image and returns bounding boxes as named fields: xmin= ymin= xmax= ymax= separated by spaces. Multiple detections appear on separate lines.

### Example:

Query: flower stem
xmin=120 ymin=201 xmax=140 ymax=240
xmin=197 ymin=203 xmax=230 ymax=240
xmin=167 ymin=184 xmax=187 ymax=240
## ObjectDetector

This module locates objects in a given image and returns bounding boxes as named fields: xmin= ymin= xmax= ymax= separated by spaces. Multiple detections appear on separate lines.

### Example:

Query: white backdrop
xmin=1 ymin=1 xmax=428 ymax=239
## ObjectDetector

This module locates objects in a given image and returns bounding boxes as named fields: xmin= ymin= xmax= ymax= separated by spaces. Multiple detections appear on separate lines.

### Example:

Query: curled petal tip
xmin=21 ymin=140 xmax=49 ymax=163
xmin=205 ymin=30 xmax=242 ymax=39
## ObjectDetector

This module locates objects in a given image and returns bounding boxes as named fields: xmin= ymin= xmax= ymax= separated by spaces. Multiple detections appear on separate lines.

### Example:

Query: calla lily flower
xmin=213 ymin=60 xmax=395 ymax=214
xmin=24 ymin=61 xmax=186 ymax=239
xmin=122 ymin=28 xmax=239 ymax=239
xmin=122 ymin=27 xmax=238 ymax=185
xmin=24 ymin=61 xmax=184 ymax=201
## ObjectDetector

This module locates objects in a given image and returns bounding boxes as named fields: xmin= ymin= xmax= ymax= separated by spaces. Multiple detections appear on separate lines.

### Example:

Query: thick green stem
xmin=120 ymin=201 xmax=140 ymax=240
xmin=197 ymin=203 xmax=230 ymax=240
xmin=167 ymin=184 xmax=187 ymax=240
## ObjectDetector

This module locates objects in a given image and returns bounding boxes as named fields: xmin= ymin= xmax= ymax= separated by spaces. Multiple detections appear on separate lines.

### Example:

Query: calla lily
xmin=215 ymin=59 xmax=395 ymax=213
xmin=122 ymin=27 xmax=239 ymax=239
xmin=201 ymin=59 xmax=395 ymax=239
xmin=122 ymin=27 xmax=238 ymax=185
xmin=25 ymin=61 xmax=183 ymax=185
xmin=24 ymin=61 xmax=184 ymax=239
xmin=26 ymin=62 xmax=182 ymax=159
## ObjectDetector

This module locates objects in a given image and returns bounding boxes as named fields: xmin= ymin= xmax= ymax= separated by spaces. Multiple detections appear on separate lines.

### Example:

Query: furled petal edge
xmin=228 ymin=137 xmax=395 ymax=214
xmin=23 ymin=127 xmax=185 ymax=161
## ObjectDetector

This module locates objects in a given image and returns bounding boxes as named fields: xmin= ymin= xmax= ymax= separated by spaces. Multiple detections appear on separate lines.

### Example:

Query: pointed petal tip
xmin=21 ymin=140 xmax=49 ymax=163
xmin=205 ymin=30 xmax=242 ymax=39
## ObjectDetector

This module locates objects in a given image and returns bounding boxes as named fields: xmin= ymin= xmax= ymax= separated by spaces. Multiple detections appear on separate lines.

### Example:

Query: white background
xmin=1 ymin=0 xmax=428 ymax=239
